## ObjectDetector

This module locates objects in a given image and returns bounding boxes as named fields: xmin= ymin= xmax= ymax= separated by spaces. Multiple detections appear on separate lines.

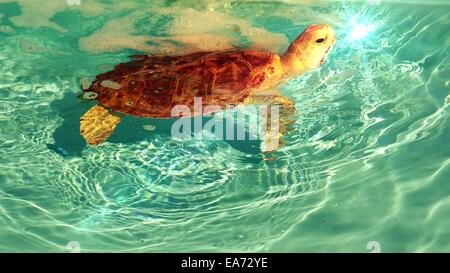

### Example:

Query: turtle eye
xmin=315 ymin=38 xmax=325 ymax=43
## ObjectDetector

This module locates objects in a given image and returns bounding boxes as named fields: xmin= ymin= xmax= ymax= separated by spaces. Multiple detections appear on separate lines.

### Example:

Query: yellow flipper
xmin=80 ymin=105 xmax=121 ymax=145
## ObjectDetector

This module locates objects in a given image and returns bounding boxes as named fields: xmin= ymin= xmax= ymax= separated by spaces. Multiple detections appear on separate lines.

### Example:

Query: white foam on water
xmin=79 ymin=7 xmax=288 ymax=55
xmin=0 ymin=0 xmax=291 ymax=55
xmin=0 ymin=0 xmax=110 ymax=32
xmin=0 ymin=0 xmax=351 ymax=55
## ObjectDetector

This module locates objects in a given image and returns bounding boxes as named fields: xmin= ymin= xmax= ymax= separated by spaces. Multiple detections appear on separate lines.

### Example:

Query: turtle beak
xmin=320 ymin=36 xmax=336 ymax=65
xmin=320 ymin=44 xmax=332 ymax=64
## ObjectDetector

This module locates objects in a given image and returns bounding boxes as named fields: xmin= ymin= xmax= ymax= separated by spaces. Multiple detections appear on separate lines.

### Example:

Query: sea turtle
xmin=79 ymin=24 xmax=336 ymax=151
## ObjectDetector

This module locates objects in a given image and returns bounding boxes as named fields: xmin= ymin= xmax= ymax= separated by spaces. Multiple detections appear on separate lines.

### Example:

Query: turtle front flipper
xmin=245 ymin=93 xmax=296 ymax=153
xmin=80 ymin=105 xmax=121 ymax=145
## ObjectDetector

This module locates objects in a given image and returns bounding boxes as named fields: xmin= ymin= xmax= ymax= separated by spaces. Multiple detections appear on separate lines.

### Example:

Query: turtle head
xmin=282 ymin=24 xmax=335 ymax=75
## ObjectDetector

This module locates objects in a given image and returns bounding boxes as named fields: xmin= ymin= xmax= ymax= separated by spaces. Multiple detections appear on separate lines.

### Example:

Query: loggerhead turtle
xmin=79 ymin=24 xmax=336 ymax=151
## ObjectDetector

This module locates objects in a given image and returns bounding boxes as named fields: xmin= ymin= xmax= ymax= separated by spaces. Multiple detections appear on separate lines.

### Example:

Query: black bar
xmin=0 ymin=253 xmax=448 ymax=272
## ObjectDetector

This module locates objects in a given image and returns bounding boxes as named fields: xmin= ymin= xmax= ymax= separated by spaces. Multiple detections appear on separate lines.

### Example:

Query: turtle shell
xmin=85 ymin=50 xmax=279 ymax=118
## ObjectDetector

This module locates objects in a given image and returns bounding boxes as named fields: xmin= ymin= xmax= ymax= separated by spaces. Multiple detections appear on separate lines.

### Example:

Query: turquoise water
xmin=0 ymin=0 xmax=449 ymax=252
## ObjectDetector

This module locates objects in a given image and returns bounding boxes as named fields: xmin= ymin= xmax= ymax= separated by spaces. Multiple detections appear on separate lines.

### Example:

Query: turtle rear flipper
xmin=80 ymin=105 xmax=121 ymax=145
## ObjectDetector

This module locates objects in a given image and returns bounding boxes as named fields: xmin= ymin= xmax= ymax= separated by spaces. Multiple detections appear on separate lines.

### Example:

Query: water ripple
xmin=394 ymin=61 xmax=423 ymax=75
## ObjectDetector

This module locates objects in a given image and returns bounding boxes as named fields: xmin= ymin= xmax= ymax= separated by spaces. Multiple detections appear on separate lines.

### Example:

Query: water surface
xmin=0 ymin=0 xmax=449 ymax=252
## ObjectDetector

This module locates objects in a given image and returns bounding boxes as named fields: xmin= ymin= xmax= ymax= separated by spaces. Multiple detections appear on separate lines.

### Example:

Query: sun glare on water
xmin=349 ymin=24 xmax=372 ymax=40
xmin=346 ymin=14 xmax=376 ymax=41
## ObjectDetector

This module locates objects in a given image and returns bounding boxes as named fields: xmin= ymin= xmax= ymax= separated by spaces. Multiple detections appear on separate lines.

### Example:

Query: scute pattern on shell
xmin=86 ymin=50 xmax=277 ymax=118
